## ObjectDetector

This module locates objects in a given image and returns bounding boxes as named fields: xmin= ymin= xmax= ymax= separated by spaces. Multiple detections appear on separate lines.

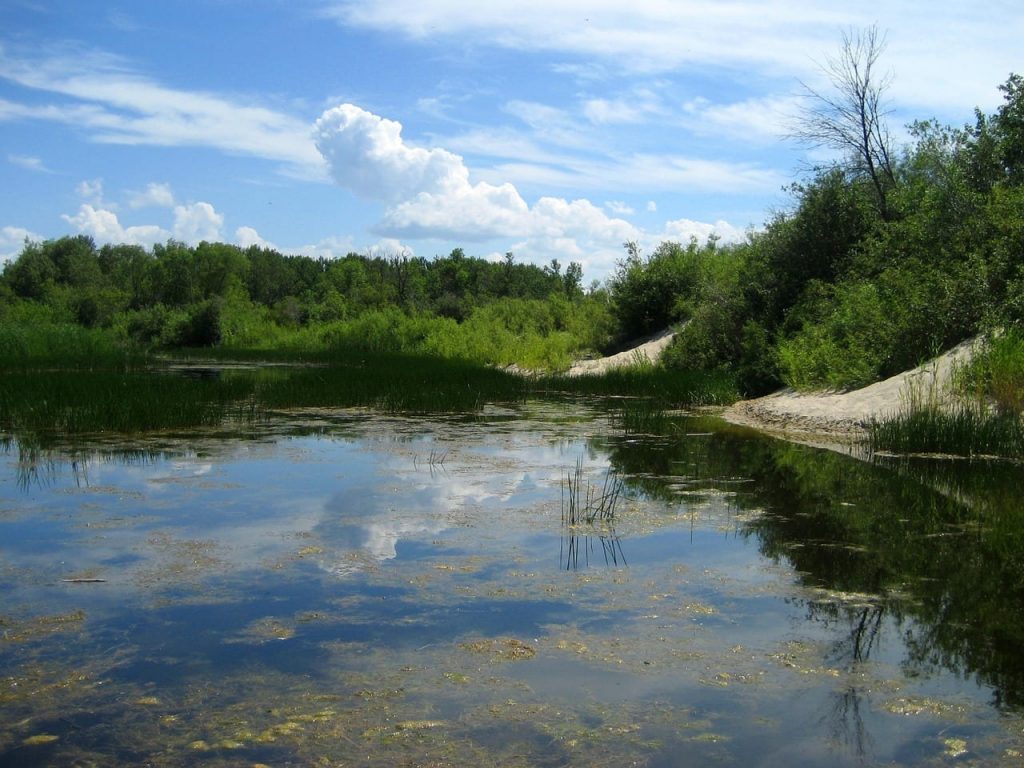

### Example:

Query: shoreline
xmin=718 ymin=337 xmax=982 ymax=444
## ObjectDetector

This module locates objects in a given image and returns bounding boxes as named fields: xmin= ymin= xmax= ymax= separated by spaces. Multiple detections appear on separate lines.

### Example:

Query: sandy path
xmin=566 ymin=329 xmax=677 ymax=376
xmin=722 ymin=337 xmax=981 ymax=437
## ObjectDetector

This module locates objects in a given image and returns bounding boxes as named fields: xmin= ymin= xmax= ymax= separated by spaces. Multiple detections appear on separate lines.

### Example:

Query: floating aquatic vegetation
xmin=458 ymin=637 xmax=537 ymax=661
xmin=0 ymin=610 xmax=86 ymax=644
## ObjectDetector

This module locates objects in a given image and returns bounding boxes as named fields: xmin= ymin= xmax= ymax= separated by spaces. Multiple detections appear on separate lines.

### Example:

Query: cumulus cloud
xmin=62 ymin=204 xmax=170 ymax=246
xmin=313 ymin=101 xmax=763 ymax=278
xmin=235 ymin=225 xmax=275 ymax=250
xmin=661 ymin=217 xmax=748 ymax=245
xmin=173 ymin=202 xmax=223 ymax=243
xmin=313 ymin=104 xmax=468 ymax=202
xmin=128 ymin=181 xmax=176 ymax=209
xmin=0 ymin=225 xmax=43 ymax=264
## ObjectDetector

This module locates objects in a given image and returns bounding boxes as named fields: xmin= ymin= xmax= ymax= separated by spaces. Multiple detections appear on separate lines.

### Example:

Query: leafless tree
xmin=794 ymin=26 xmax=899 ymax=219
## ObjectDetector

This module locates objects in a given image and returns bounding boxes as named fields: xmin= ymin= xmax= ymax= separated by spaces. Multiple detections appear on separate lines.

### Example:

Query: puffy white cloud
xmin=128 ymin=181 xmax=175 ymax=209
xmin=313 ymin=101 xmax=762 ymax=279
xmin=646 ymin=201 xmax=658 ymax=213
xmin=173 ymin=202 xmax=223 ymax=243
xmin=235 ymin=226 xmax=275 ymax=250
xmin=313 ymin=104 xmax=468 ymax=202
xmin=0 ymin=225 xmax=42 ymax=264
xmin=62 ymin=204 xmax=170 ymax=246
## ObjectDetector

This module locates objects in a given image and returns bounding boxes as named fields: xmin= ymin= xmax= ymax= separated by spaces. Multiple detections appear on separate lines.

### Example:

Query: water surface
xmin=2 ymin=401 xmax=1023 ymax=766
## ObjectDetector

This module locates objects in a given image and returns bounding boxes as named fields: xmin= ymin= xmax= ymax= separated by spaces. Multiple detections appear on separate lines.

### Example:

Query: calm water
xmin=2 ymin=400 xmax=1024 ymax=766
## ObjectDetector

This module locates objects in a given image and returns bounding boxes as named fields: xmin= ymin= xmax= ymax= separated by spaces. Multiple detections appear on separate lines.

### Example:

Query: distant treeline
xmin=0 ymin=238 xmax=614 ymax=370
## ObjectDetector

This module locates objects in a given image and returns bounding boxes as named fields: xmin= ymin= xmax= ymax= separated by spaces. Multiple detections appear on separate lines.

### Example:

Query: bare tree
xmin=794 ymin=26 xmax=898 ymax=219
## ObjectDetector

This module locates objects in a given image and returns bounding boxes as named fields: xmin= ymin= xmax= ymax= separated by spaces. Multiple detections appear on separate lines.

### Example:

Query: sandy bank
xmin=721 ymin=338 xmax=981 ymax=439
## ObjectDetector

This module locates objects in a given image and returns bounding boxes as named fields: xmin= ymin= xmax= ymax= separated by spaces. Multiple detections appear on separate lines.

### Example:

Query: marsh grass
xmin=0 ymin=370 xmax=259 ymax=440
xmin=616 ymin=400 xmax=674 ymax=436
xmin=0 ymin=352 xmax=529 ymax=442
xmin=870 ymin=405 xmax=1024 ymax=458
xmin=0 ymin=319 xmax=144 ymax=371
xmin=561 ymin=457 xmax=623 ymax=526
xmin=537 ymin=367 xmax=738 ymax=407
xmin=870 ymin=335 xmax=1024 ymax=459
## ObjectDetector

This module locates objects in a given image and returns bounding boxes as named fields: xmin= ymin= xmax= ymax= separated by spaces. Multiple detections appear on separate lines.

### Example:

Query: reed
xmin=615 ymin=400 xmax=673 ymax=436
xmin=870 ymin=404 xmax=1024 ymax=458
xmin=537 ymin=367 xmax=738 ymax=407
xmin=561 ymin=457 xmax=623 ymax=526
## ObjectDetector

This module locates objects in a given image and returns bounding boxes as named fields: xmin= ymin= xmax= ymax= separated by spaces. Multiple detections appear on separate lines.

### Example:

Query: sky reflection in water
xmin=1 ymin=403 xmax=1023 ymax=766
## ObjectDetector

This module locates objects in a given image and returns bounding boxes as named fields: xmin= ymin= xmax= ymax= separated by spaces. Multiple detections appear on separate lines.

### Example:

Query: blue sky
xmin=1 ymin=1 xmax=1021 ymax=281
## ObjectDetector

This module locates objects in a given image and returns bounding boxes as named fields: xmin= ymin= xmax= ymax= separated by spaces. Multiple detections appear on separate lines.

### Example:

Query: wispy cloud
xmin=324 ymin=0 xmax=1021 ymax=114
xmin=0 ymin=45 xmax=326 ymax=176
xmin=8 ymin=153 xmax=54 ymax=173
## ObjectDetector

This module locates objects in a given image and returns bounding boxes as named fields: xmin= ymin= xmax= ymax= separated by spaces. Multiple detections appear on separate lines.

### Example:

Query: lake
xmin=2 ymin=398 xmax=1024 ymax=766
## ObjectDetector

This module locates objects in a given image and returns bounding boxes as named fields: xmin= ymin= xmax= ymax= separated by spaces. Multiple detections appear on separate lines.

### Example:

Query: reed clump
xmin=869 ymin=334 xmax=1024 ymax=458
xmin=561 ymin=457 xmax=623 ymax=526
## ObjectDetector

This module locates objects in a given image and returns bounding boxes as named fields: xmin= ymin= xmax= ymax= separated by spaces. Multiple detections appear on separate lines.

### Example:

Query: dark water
xmin=2 ymin=401 xmax=1024 ymax=766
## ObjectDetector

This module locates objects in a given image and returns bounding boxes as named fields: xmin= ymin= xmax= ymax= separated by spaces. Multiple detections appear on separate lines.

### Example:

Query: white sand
xmin=722 ymin=337 xmax=982 ymax=437
xmin=564 ymin=330 xmax=981 ymax=441
xmin=566 ymin=329 xmax=677 ymax=376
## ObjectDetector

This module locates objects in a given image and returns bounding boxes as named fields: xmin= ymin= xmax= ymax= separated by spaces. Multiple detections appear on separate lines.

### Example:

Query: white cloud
xmin=314 ymin=104 xmax=468 ymax=202
xmin=62 ymin=204 xmax=170 ymax=246
xmin=0 ymin=225 xmax=42 ymax=264
xmin=660 ymin=217 xmax=748 ymax=246
xmin=235 ymin=226 xmax=276 ymax=250
xmin=291 ymin=235 xmax=357 ymax=260
xmin=312 ymin=101 xmax=758 ymax=279
xmin=646 ymin=201 xmax=658 ymax=213
xmin=682 ymin=94 xmax=800 ymax=142
xmin=76 ymin=178 xmax=106 ymax=205
xmin=128 ymin=182 xmax=175 ymax=209
xmin=365 ymin=238 xmax=414 ymax=258
xmin=326 ymin=1 xmax=1021 ymax=115
xmin=173 ymin=202 xmax=223 ymax=243
xmin=0 ymin=47 xmax=325 ymax=176
xmin=605 ymin=201 xmax=634 ymax=216
xmin=8 ymin=154 xmax=53 ymax=173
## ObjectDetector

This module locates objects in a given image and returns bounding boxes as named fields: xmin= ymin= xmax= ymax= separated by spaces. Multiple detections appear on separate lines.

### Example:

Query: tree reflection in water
xmin=600 ymin=417 xmax=1024 ymax=711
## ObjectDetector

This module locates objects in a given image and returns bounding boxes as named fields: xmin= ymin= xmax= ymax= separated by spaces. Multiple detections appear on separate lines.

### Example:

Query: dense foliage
xmin=0 ymin=242 xmax=612 ymax=371
xmin=609 ymin=73 xmax=1024 ymax=396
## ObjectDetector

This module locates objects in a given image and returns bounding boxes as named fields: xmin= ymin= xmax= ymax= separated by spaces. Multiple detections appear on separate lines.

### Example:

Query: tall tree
xmin=794 ymin=26 xmax=898 ymax=220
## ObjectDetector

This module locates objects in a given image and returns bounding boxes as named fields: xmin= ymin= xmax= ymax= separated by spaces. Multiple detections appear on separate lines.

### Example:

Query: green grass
xmin=0 ymin=370 xmax=258 ymax=438
xmin=535 ymin=367 xmax=739 ymax=407
xmin=870 ymin=404 xmax=1024 ymax=458
xmin=0 ymin=320 xmax=146 ymax=371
